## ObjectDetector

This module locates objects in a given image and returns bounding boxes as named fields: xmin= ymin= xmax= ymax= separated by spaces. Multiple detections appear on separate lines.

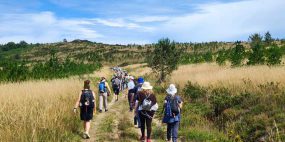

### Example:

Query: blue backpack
xmin=162 ymin=99 xmax=173 ymax=123
xmin=99 ymin=82 xmax=106 ymax=93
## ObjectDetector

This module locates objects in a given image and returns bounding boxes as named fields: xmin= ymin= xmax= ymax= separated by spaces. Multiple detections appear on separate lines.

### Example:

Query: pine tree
xmin=147 ymin=38 xmax=183 ymax=83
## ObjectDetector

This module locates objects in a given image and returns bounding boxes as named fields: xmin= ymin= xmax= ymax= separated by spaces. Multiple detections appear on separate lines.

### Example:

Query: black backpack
xmin=168 ymin=95 xmax=180 ymax=115
xmin=80 ymin=90 xmax=95 ymax=108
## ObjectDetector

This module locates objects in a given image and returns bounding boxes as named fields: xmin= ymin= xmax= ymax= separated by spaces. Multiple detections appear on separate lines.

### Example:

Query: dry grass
xmin=0 ymin=66 xmax=112 ymax=142
xmin=171 ymin=63 xmax=285 ymax=88
xmin=0 ymin=79 xmax=82 ymax=141
xmin=125 ymin=63 xmax=152 ymax=77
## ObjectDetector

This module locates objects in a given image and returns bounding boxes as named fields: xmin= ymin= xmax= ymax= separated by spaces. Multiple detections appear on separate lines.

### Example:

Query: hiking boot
xmin=82 ymin=132 xmax=90 ymax=139
xmin=146 ymin=139 xmax=151 ymax=142
xmin=105 ymin=109 xmax=108 ymax=112
xmin=99 ymin=110 xmax=102 ymax=113
xmin=85 ymin=133 xmax=90 ymax=139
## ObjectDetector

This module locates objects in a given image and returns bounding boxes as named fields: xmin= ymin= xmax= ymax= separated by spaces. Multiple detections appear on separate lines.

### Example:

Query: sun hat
xmin=141 ymin=82 xmax=153 ymax=90
xmin=166 ymin=84 xmax=177 ymax=95
xmin=137 ymin=77 xmax=144 ymax=84
xmin=129 ymin=76 xmax=134 ymax=80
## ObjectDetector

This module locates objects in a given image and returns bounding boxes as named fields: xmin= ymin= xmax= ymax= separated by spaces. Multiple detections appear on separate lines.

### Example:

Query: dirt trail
xmin=81 ymin=66 xmax=164 ymax=142
xmin=83 ymin=95 xmax=116 ymax=142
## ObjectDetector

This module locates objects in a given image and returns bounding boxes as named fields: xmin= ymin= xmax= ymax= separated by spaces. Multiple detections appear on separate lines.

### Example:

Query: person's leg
xmin=115 ymin=89 xmax=119 ymax=101
xmin=83 ymin=121 xmax=86 ymax=132
xmin=167 ymin=123 xmax=171 ymax=141
xmin=134 ymin=115 xmax=137 ymax=125
xmin=139 ymin=111 xmax=146 ymax=139
xmin=128 ymin=92 xmax=133 ymax=111
xmin=99 ymin=93 xmax=103 ymax=111
xmin=85 ymin=121 xmax=91 ymax=134
xmin=103 ymin=92 xmax=108 ymax=110
xmin=172 ymin=121 xmax=179 ymax=142
xmin=146 ymin=117 xmax=153 ymax=139
xmin=137 ymin=111 xmax=141 ymax=128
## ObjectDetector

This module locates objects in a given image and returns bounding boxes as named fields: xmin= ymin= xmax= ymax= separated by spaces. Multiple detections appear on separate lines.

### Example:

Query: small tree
xmin=266 ymin=46 xmax=282 ymax=65
xmin=248 ymin=34 xmax=265 ymax=65
xmin=230 ymin=41 xmax=245 ymax=66
xmin=203 ymin=51 xmax=213 ymax=62
xmin=249 ymin=33 xmax=263 ymax=48
xmin=264 ymin=31 xmax=273 ymax=47
xmin=216 ymin=48 xmax=228 ymax=65
xmin=147 ymin=38 xmax=182 ymax=83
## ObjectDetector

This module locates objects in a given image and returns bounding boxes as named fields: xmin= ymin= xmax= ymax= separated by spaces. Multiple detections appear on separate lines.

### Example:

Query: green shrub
xmin=183 ymin=82 xmax=206 ymax=102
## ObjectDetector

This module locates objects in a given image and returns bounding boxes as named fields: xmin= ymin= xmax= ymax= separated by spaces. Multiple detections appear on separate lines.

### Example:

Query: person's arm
xmin=178 ymin=96 xmax=183 ymax=109
xmin=179 ymin=102 xmax=183 ymax=109
xmin=105 ymin=82 xmax=112 ymax=93
xmin=92 ymin=91 xmax=96 ymax=114
xmin=74 ymin=92 xmax=81 ymax=113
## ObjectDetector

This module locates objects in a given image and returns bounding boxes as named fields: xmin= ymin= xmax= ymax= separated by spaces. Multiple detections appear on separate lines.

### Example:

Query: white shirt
xmin=127 ymin=80 xmax=135 ymax=90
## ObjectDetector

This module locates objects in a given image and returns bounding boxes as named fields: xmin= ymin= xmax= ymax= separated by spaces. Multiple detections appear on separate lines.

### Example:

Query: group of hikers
xmin=73 ymin=67 xmax=183 ymax=142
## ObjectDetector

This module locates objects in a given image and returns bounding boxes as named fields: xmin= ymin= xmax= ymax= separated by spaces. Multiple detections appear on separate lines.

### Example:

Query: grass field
xmin=171 ymin=63 xmax=285 ymax=87
xmin=0 ymin=67 xmax=112 ymax=142
xmin=1 ymin=63 xmax=284 ymax=141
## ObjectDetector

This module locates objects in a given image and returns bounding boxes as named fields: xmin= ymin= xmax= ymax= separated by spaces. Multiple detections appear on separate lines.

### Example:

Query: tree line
xmin=147 ymin=32 xmax=285 ymax=83
xmin=0 ymin=51 xmax=102 ymax=82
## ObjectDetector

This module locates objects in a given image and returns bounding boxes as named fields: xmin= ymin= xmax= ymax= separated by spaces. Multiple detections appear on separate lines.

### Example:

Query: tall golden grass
xmin=171 ymin=63 xmax=285 ymax=87
xmin=0 ymin=67 xmax=112 ymax=141
xmin=0 ymin=79 xmax=82 ymax=141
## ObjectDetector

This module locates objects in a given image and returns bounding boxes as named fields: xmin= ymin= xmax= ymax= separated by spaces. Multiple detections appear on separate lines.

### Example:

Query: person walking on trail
xmin=133 ymin=77 xmax=144 ymax=128
xmin=74 ymin=80 xmax=96 ymax=139
xmin=162 ymin=84 xmax=183 ymax=142
xmin=134 ymin=82 xmax=158 ymax=142
xmin=127 ymin=76 xmax=135 ymax=111
xmin=98 ymin=77 xmax=111 ymax=113
xmin=112 ymin=76 xmax=121 ymax=101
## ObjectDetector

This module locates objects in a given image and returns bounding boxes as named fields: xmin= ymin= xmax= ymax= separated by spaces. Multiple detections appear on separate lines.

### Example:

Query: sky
xmin=0 ymin=0 xmax=284 ymax=44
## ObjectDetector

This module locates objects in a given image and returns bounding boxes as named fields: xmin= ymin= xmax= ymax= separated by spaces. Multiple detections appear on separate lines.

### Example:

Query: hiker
xmin=74 ymin=80 xmax=96 ymax=139
xmin=127 ymin=76 xmax=135 ymax=111
xmin=98 ymin=77 xmax=112 ymax=113
xmin=162 ymin=84 xmax=183 ymax=142
xmin=112 ymin=75 xmax=121 ymax=101
xmin=133 ymin=77 xmax=144 ymax=128
xmin=134 ymin=82 xmax=158 ymax=142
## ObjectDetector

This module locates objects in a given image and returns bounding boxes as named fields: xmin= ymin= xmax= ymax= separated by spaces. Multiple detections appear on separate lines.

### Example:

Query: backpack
xmin=141 ymin=94 xmax=152 ymax=111
xmin=99 ymin=82 xmax=106 ymax=93
xmin=112 ymin=78 xmax=120 ymax=89
xmin=79 ymin=90 xmax=95 ymax=108
xmin=168 ymin=95 xmax=180 ymax=115
xmin=162 ymin=99 xmax=173 ymax=123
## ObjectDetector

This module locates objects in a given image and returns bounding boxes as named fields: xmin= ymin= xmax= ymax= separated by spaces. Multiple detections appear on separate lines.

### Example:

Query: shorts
xmin=113 ymin=88 xmax=120 ymax=95
xmin=80 ymin=107 xmax=94 ymax=121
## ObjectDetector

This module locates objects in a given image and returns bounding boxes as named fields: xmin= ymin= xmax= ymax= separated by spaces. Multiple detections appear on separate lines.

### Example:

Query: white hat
xmin=141 ymin=82 xmax=153 ymax=90
xmin=166 ymin=84 xmax=177 ymax=95
xmin=129 ymin=76 xmax=134 ymax=80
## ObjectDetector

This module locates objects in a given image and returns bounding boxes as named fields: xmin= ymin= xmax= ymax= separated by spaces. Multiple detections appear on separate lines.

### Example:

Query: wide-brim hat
xmin=166 ymin=84 xmax=177 ymax=95
xmin=141 ymin=82 xmax=153 ymax=90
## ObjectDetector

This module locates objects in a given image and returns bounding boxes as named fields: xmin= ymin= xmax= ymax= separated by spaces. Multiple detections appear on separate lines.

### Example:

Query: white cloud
xmin=157 ymin=0 xmax=285 ymax=42
xmin=0 ymin=11 xmax=102 ymax=43
xmin=92 ymin=18 xmax=154 ymax=31
xmin=130 ymin=16 xmax=170 ymax=23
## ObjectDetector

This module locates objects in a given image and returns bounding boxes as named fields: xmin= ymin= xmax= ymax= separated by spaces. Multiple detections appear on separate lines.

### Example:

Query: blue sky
xmin=0 ymin=0 xmax=284 ymax=44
